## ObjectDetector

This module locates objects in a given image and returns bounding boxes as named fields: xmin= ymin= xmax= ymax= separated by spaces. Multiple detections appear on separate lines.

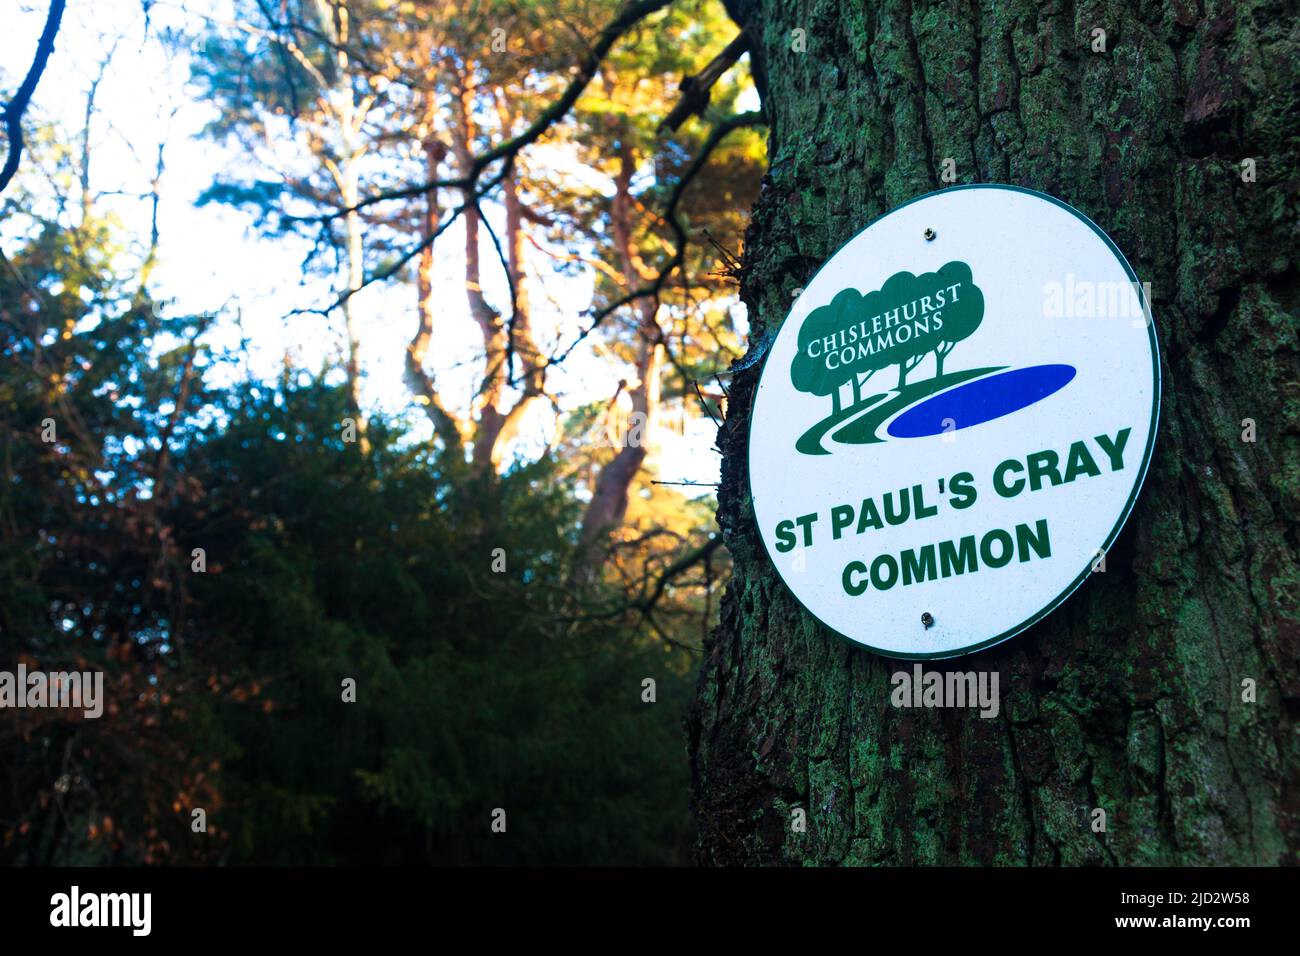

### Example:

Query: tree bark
xmin=691 ymin=0 xmax=1299 ymax=865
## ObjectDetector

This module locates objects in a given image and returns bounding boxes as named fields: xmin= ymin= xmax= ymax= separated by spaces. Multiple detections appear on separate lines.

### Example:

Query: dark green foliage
xmin=177 ymin=385 xmax=696 ymax=865
xmin=1 ymin=224 xmax=695 ymax=866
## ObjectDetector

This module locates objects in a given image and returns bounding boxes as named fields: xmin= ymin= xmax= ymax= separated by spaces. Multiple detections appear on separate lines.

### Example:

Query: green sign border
xmin=746 ymin=183 xmax=1162 ymax=660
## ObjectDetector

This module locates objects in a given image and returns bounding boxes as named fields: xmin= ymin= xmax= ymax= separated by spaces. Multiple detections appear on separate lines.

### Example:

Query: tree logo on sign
xmin=788 ymin=261 xmax=1074 ymax=454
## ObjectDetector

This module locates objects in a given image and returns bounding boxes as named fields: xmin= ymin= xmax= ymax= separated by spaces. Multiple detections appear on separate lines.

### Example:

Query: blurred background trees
xmin=0 ymin=0 xmax=763 ymax=864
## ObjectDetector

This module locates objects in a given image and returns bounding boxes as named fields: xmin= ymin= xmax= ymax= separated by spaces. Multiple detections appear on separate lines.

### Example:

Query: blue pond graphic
xmin=886 ymin=364 xmax=1077 ymax=438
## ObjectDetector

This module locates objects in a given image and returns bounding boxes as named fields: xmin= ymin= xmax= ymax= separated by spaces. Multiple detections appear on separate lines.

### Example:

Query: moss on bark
xmin=692 ymin=0 xmax=1300 ymax=865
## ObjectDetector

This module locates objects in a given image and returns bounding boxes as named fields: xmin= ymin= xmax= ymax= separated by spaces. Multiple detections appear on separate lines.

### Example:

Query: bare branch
xmin=300 ymin=164 xmax=511 ymax=318
xmin=658 ymin=33 xmax=749 ymax=134
xmin=0 ymin=0 xmax=68 ymax=196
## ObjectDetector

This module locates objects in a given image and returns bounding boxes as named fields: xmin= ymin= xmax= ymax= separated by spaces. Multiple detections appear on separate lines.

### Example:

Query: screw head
xmin=923 ymin=228 xmax=937 ymax=241
xmin=921 ymin=612 xmax=934 ymax=629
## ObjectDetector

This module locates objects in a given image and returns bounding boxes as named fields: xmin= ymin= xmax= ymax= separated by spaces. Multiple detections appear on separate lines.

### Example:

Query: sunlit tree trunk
xmin=578 ymin=144 xmax=664 ymax=556
xmin=320 ymin=0 xmax=370 ymax=452
xmin=691 ymin=0 xmax=1299 ymax=865
xmin=340 ymin=174 xmax=366 ymax=446
xmin=451 ymin=82 xmax=505 ymax=472
xmin=481 ymin=156 xmax=545 ymax=463
xmin=406 ymin=132 xmax=464 ymax=451
xmin=450 ymin=82 xmax=543 ymax=474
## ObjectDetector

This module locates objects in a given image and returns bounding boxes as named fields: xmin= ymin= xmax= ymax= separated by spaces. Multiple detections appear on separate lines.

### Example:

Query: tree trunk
xmin=340 ymin=179 xmax=367 ymax=449
xmin=329 ymin=0 xmax=368 ymax=454
xmin=451 ymin=83 xmax=543 ymax=474
xmin=578 ymin=143 xmax=665 ymax=557
xmin=406 ymin=135 xmax=464 ymax=451
xmin=450 ymin=85 xmax=509 ymax=472
xmin=578 ymin=335 xmax=662 ymax=554
xmin=690 ymin=0 xmax=1299 ymax=865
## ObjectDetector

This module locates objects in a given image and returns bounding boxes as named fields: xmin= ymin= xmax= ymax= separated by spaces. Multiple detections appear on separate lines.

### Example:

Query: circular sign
xmin=749 ymin=185 xmax=1159 ymax=659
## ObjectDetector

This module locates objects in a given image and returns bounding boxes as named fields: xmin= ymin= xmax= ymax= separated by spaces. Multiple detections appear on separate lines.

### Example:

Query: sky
xmin=2 ymin=0 xmax=739 ymax=488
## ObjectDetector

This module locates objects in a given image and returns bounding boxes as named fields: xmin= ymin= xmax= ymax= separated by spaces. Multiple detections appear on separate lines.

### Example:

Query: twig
xmin=693 ymin=380 xmax=720 ymax=427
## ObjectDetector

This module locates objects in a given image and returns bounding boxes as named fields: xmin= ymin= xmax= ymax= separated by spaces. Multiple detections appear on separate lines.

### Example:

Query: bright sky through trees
xmin=2 ymin=0 xmax=746 ymax=484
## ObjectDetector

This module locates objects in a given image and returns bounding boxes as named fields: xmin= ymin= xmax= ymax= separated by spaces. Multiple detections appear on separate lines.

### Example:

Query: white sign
xmin=749 ymin=185 xmax=1159 ymax=658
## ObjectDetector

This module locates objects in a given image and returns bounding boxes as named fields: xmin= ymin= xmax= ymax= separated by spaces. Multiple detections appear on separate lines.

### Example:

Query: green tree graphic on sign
xmin=928 ymin=262 xmax=983 ymax=376
xmin=790 ymin=288 xmax=887 ymax=414
xmin=788 ymin=261 xmax=991 ymax=454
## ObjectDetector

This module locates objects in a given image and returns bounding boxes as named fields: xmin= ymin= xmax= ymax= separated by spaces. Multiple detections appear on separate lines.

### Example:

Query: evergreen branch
xmin=300 ymin=0 xmax=677 ymax=225
xmin=543 ymin=110 xmax=766 ymax=372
